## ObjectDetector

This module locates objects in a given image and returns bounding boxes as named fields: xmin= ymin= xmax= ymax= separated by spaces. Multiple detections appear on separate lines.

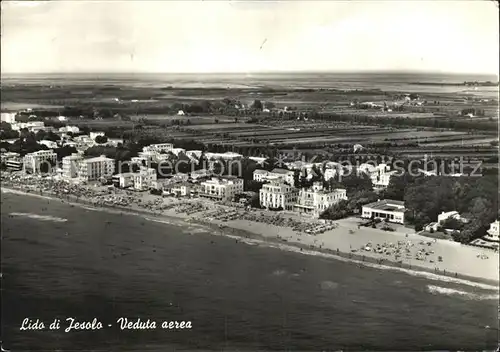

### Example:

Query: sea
xmin=1 ymin=71 xmax=499 ymax=92
xmin=1 ymin=191 xmax=499 ymax=351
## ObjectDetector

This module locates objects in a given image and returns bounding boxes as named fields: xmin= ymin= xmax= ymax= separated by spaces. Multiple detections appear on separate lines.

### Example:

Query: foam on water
xmin=9 ymin=212 xmax=67 ymax=223
xmin=427 ymin=285 xmax=499 ymax=300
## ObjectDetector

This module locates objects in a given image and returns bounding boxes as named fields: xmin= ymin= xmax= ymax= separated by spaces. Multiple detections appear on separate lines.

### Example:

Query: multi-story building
xmin=112 ymin=167 xmax=157 ymax=190
xmin=358 ymin=163 xmax=395 ymax=191
xmin=259 ymin=180 xmax=299 ymax=210
xmin=253 ymin=168 xmax=295 ymax=186
xmin=1 ymin=112 xmax=16 ymax=123
xmin=133 ymin=167 xmax=157 ymax=190
xmin=1 ymin=152 xmax=22 ymax=170
xmin=168 ymin=182 xmax=192 ymax=197
xmin=293 ymin=182 xmax=348 ymax=216
xmin=200 ymin=176 xmax=244 ymax=202
xmin=62 ymin=153 xmax=84 ymax=179
xmin=78 ymin=155 xmax=115 ymax=181
xmin=362 ymin=199 xmax=406 ymax=224
xmin=23 ymin=150 xmax=57 ymax=174
xmin=112 ymin=172 xmax=134 ymax=188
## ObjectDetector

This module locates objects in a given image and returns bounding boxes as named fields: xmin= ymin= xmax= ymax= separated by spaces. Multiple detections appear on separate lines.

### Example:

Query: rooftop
xmin=253 ymin=169 xmax=268 ymax=175
xmin=271 ymin=168 xmax=293 ymax=175
xmin=364 ymin=199 xmax=405 ymax=212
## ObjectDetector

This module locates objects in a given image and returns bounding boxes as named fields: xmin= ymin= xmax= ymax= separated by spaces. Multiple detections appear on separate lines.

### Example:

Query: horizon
xmin=1 ymin=1 xmax=498 ymax=75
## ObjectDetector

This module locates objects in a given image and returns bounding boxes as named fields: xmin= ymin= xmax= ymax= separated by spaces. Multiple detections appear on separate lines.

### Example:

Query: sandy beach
xmin=2 ymin=182 xmax=498 ymax=286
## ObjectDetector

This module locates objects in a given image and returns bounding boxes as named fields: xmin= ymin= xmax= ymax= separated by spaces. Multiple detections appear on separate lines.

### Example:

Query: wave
xmin=427 ymin=285 xmax=499 ymax=300
xmin=4 ymin=186 xmax=499 ymax=290
xmin=9 ymin=212 xmax=67 ymax=223
xmin=220 ymin=234 xmax=499 ymax=291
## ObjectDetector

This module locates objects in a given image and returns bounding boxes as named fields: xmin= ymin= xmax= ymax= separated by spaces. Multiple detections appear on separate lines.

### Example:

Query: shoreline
xmin=2 ymin=185 xmax=498 ymax=289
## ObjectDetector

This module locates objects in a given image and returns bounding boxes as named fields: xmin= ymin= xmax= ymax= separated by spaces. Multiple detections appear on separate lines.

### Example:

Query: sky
xmin=1 ymin=0 xmax=499 ymax=74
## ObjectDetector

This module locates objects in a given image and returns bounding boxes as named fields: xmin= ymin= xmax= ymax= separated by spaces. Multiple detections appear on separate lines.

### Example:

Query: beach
xmin=1 ymin=188 xmax=499 ymax=351
xmin=1 ymin=179 xmax=498 ymax=285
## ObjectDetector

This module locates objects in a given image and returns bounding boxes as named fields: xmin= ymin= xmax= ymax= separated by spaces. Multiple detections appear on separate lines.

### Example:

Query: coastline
xmin=2 ymin=185 xmax=498 ymax=289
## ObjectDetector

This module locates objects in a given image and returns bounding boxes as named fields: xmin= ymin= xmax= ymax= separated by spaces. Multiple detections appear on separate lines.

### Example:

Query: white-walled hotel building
xmin=259 ymin=180 xmax=299 ymax=210
xmin=293 ymin=182 xmax=347 ymax=216
xmin=23 ymin=150 xmax=57 ymax=174
xmin=200 ymin=176 xmax=244 ymax=202
xmin=78 ymin=156 xmax=115 ymax=181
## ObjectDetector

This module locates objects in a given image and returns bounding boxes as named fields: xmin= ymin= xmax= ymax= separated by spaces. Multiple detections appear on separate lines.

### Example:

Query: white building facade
xmin=62 ymin=153 xmax=83 ymax=179
xmin=200 ymin=177 xmax=244 ymax=202
xmin=78 ymin=156 xmax=115 ymax=181
xmin=362 ymin=199 xmax=406 ymax=224
xmin=23 ymin=150 xmax=57 ymax=174
xmin=259 ymin=180 xmax=299 ymax=210
xmin=293 ymin=182 xmax=347 ymax=216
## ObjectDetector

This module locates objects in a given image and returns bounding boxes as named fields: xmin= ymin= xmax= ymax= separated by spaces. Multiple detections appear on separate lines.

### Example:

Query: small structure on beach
xmin=362 ymin=199 xmax=406 ymax=224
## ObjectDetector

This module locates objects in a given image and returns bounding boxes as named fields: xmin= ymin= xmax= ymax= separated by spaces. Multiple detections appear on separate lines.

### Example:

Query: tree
xmin=251 ymin=99 xmax=263 ymax=111
xmin=35 ymin=130 xmax=47 ymax=141
xmin=95 ymin=135 xmax=108 ymax=144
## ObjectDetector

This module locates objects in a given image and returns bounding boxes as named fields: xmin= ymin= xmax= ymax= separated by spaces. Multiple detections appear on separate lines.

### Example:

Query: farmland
xmin=1 ymin=75 xmax=498 ymax=163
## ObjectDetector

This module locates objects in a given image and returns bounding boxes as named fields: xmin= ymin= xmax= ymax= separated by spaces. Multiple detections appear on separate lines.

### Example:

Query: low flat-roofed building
xmin=437 ymin=211 xmax=462 ymax=224
xmin=362 ymin=199 xmax=406 ymax=224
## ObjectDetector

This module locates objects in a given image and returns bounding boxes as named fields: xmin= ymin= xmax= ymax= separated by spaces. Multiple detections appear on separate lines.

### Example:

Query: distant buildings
xmin=58 ymin=126 xmax=80 ymax=134
xmin=23 ymin=150 xmax=57 ymax=174
xmin=11 ymin=121 xmax=45 ymax=133
xmin=259 ymin=180 xmax=299 ymax=210
xmin=190 ymin=169 xmax=211 ymax=181
xmin=253 ymin=168 xmax=295 ymax=186
xmin=1 ymin=112 xmax=16 ymax=123
xmin=199 ymin=176 xmax=244 ymax=202
xmin=293 ymin=182 xmax=347 ymax=216
xmin=39 ymin=140 xmax=59 ymax=149
xmin=362 ymin=199 xmax=406 ymax=224
xmin=358 ymin=163 xmax=395 ymax=191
